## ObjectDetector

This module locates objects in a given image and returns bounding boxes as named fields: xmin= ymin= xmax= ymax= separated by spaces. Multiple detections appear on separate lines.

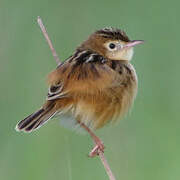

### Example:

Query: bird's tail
xmin=15 ymin=101 xmax=57 ymax=133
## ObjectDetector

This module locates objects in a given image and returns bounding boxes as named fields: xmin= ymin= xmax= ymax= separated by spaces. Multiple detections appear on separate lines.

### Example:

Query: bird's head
xmin=80 ymin=27 xmax=143 ymax=61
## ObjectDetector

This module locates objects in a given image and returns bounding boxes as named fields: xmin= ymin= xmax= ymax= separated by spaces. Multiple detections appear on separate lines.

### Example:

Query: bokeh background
xmin=0 ymin=0 xmax=180 ymax=179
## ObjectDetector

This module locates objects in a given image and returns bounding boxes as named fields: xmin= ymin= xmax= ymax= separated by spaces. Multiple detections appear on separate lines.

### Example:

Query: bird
xmin=15 ymin=27 xmax=143 ymax=157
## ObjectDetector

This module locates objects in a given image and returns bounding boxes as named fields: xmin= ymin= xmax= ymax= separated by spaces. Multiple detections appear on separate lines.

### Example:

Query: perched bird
xmin=16 ymin=27 xmax=143 ymax=157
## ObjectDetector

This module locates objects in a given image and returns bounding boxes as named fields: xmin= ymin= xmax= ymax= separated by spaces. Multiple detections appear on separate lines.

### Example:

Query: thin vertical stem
xmin=78 ymin=121 xmax=116 ymax=180
xmin=98 ymin=150 xmax=116 ymax=180
xmin=37 ymin=16 xmax=61 ymax=65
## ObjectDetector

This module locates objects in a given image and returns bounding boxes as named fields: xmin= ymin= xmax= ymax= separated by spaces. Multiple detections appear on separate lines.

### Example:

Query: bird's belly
xmin=73 ymin=82 xmax=137 ymax=130
xmin=58 ymin=75 xmax=137 ymax=131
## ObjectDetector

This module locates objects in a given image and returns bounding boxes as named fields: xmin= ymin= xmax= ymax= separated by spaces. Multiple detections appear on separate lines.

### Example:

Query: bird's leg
xmin=77 ymin=121 xmax=105 ymax=157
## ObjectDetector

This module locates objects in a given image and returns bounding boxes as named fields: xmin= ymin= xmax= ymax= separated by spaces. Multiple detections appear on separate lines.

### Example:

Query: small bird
xmin=16 ymin=27 xmax=143 ymax=157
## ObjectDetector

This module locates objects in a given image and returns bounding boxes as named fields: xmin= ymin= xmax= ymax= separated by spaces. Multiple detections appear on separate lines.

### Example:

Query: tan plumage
xmin=16 ymin=27 xmax=143 ymax=133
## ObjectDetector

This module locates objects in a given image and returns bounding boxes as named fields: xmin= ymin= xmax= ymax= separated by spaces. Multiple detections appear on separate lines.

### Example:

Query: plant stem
xmin=98 ymin=150 xmax=116 ymax=180
xmin=37 ymin=16 xmax=61 ymax=65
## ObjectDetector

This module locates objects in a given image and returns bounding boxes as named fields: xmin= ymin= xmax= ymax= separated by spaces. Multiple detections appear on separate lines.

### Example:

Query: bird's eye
xmin=109 ymin=43 xmax=116 ymax=49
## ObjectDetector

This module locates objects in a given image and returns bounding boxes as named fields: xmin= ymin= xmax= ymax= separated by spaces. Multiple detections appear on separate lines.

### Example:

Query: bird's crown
xmin=95 ymin=27 xmax=130 ymax=42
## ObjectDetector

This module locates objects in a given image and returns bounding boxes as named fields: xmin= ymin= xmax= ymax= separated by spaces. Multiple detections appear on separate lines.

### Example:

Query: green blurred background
xmin=0 ymin=0 xmax=180 ymax=179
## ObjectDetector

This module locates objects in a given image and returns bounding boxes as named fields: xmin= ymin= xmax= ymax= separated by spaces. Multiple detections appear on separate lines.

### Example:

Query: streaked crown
xmin=95 ymin=27 xmax=130 ymax=42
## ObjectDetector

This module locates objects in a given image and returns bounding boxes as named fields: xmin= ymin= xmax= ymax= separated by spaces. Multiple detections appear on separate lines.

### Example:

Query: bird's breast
xmin=53 ymin=59 xmax=137 ymax=131
xmin=72 ymin=61 xmax=137 ymax=130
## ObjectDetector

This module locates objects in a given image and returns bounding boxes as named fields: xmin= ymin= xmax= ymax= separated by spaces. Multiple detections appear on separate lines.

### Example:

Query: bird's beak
xmin=124 ymin=40 xmax=144 ymax=48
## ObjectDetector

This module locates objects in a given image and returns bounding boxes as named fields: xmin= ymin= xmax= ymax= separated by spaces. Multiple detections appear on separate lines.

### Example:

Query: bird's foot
xmin=89 ymin=138 xmax=105 ymax=157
